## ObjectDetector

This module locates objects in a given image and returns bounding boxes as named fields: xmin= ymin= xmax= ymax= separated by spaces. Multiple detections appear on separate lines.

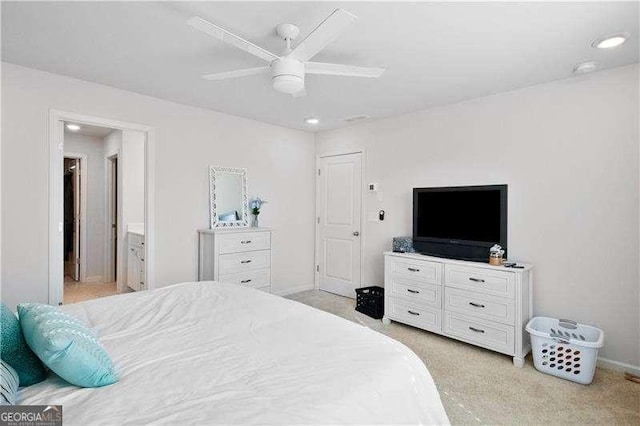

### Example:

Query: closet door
xmin=317 ymin=153 xmax=362 ymax=298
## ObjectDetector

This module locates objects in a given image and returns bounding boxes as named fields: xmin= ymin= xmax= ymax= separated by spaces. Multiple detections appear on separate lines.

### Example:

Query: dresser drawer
xmin=128 ymin=233 xmax=144 ymax=248
xmin=444 ymin=265 xmax=514 ymax=298
xmin=218 ymin=250 xmax=270 ymax=275
xmin=388 ymin=256 xmax=442 ymax=285
xmin=443 ymin=311 xmax=514 ymax=355
xmin=387 ymin=297 xmax=441 ymax=333
xmin=444 ymin=287 xmax=514 ymax=325
xmin=218 ymin=231 xmax=271 ymax=254
xmin=219 ymin=269 xmax=271 ymax=289
xmin=389 ymin=275 xmax=441 ymax=308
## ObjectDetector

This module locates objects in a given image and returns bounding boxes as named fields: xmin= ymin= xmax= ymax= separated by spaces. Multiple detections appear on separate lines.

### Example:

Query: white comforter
xmin=19 ymin=282 xmax=449 ymax=425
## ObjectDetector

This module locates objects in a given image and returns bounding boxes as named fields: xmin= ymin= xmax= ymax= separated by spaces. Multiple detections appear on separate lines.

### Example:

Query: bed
xmin=19 ymin=282 xmax=449 ymax=425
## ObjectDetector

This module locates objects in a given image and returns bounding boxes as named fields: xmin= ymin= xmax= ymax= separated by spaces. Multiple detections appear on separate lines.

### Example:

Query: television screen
xmin=414 ymin=187 xmax=504 ymax=244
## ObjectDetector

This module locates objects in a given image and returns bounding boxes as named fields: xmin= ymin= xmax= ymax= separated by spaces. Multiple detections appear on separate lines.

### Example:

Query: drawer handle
xmin=407 ymin=267 xmax=420 ymax=272
xmin=240 ymin=279 xmax=252 ymax=284
xmin=407 ymin=310 xmax=420 ymax=316
xmin=469 ymin=277 xmax=485 ymax=283
xmin=469 ymin=326 xmax=485 ymax=333
xmin=469 ymin=302 xmax=485 ymax=308
xmin=240 ymin=260 xmax=252 ymax=264
xmin=240 ymin=240 xmax=252 ymax=244
xmin=407 ymin=289 xmax=420 ymax=294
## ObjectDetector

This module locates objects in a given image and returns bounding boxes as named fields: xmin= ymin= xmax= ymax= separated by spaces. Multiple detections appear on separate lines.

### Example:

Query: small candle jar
xmin=489 ymin=251 xmax=504 ymax=266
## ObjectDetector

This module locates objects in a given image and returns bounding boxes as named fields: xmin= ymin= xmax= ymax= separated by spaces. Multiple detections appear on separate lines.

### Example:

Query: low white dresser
xmin=126 ymin=229 xmax=145 ymax=291
xmin=198 ymin=228 xmax=271 ymax=293
xmin=383 ymin=252 xmax=533 ymax=367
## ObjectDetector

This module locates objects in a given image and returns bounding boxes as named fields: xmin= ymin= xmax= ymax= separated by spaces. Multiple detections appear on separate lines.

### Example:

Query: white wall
xmin=64 ymin=132 xmax=106 ymax=281
xmin=316 ymin=65 xmax=640 ymax=367
xmin=104 ymin=130 xmax=121 ymax=157
xmin=1 ymin=62 xmax=316 ymax=309
xmin=121 ymin=130 xmax=145 ymax=228
xmin=119 ymin=130 xmax=145 ymax=292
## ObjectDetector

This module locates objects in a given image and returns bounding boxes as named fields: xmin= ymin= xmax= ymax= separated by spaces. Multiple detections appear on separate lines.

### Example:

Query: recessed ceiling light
xmin=305 ymin=117 xmax=319 ymax=125
xmin=66 ymin=124 xmax=81 ymax=131
xmin=573 ymin=61 xmax=597 ymax=75
xmin=592 ymin=33 xmax=629 ymax=49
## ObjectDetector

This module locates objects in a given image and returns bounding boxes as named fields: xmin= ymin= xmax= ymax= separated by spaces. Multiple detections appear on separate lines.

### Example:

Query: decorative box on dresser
xmin=382 ymin=252 xmax=533 ymax=367
xmin=198 ymin=228 xmax=272 ymax=293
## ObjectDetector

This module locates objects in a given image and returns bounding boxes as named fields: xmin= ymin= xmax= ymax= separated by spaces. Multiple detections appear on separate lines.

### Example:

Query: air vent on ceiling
xmin=343 ymin=115 xmax=370 ymax=123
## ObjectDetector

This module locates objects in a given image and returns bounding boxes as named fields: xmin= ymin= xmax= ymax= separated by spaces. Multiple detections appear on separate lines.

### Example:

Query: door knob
xmin=353 ymin=231 xmax=360 ymax=236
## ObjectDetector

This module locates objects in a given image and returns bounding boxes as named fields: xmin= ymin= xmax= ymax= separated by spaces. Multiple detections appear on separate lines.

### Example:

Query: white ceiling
xmin=64 ymin=122 xmax=114 ymax=138
xmin=3 ymin=2 xmax=638 ymax=132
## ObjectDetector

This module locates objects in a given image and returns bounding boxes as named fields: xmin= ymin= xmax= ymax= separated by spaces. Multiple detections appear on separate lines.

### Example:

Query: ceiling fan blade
xmin=202 ymin=67 xmax=270 ymax=81
xmin=288 ymin=9 xmax=357 ymax=62
xmin=291 ymin=88 xmax=307 ymax=98
xmin=306 ymin=62 xmax=385 ymax=78
xmin=187 ymin=16 xmax=279 ymax=63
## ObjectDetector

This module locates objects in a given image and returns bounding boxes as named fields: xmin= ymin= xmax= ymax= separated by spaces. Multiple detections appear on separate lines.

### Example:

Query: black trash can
xmin=355 ymin=286 xmax=385 ymax=319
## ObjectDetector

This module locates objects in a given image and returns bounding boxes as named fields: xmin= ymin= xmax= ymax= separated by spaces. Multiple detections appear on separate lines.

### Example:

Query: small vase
xmin=252 ymin=215 xmax=259 ymax=228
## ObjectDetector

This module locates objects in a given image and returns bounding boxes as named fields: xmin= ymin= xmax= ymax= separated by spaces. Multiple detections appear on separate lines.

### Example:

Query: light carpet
xmin=287 ymin=290 xmax=640 ymax=425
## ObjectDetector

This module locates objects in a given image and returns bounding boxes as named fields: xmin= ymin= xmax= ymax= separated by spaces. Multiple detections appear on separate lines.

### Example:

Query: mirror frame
xmin=209 ymin=166 xmax=249 ymax=228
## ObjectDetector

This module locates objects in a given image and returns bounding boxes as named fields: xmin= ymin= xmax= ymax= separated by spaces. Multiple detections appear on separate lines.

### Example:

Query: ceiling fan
xmin=187 ymin=9 xmax=385 ymax=97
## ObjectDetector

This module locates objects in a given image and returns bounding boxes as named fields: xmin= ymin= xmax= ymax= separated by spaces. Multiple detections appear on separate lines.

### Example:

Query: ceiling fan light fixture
xmin=273 ymin=74 xmax=304 ymax=94
xmin=272 ymin=58 xmax=305 ymax=94
xmin=305 ymin=117 xmax=320 ymax=125
xmin=592 ymin=33 xmax=629 ymax=49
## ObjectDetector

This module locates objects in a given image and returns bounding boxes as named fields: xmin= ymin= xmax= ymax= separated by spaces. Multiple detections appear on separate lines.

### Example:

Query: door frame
xmin=62 ymin=153 xmax=88 ymax=283
xmin=104 ymin=151 xmax=119 ymax=284
xmin=49 ymin=110 xmax=156 ymax=305
xmin=314 ymin=150 xmax=366 ymax=293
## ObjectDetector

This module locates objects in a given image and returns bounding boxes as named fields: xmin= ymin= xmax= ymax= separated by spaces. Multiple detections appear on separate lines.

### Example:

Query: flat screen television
xmin=413 ymin=185 xmax=507 ymax=262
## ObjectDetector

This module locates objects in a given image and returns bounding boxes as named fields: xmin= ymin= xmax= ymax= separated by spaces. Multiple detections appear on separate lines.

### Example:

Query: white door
xmin=71 ymin=159 xmax=81 ymax=281
xmin=317 ymin=153 xmax=362 ymax=298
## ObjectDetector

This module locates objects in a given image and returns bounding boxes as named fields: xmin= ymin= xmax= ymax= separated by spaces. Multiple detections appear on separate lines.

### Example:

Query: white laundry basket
xmin=525 ymin=317 xmax=604 ymax=384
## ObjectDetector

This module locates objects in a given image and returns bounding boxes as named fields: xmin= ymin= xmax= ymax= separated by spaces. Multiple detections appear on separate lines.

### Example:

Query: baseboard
xmin=83 ymin=276 xmax=103 ymax=284
xmin=597 ymin=356 xmax=640 ymax=376
xmin=274 ymin=283 xmax=315 ymax=297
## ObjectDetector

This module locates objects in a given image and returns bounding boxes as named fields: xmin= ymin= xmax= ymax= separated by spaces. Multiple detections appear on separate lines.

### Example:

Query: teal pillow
xmin=18 ymin=303 xmax=118 ymax=388
xmin=0 ymin=303 xmax=46 ymax=386
xmin=1 ymin=360 xmax=19 ymax=404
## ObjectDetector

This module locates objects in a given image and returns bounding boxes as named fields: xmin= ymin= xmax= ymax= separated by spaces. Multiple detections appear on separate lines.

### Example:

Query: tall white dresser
xmin=198 ymin=228 xmax=272 ymax=293
xmin=383 ymin=252 xmax=533 ymax=367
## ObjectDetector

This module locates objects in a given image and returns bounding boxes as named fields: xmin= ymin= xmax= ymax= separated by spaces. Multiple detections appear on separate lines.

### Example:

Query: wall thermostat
xmin=368 ymin=183 xmax=379 ymax=192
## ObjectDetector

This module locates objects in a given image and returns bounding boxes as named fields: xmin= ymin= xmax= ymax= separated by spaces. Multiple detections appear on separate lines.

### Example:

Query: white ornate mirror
xmin=209 ymin=166 xmax=249 ymax=228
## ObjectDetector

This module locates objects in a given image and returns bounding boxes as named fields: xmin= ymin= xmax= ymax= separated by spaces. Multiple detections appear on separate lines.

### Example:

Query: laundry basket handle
xmin=558 ymin=318 xmax=578 ymax=329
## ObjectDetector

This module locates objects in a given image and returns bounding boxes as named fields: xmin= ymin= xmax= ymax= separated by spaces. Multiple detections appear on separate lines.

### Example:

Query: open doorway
xmin=49 ymin=111 xmax=155 ymax=306
xmin=63 ymin=123 xmax=119 ymax=303
xmin=58 ymin=120 xmax=148 ymax=304
xmin=63 ymin=157 xmax=83 ymax=283
xmin=106 ymin=155 xmax=118 ymax=283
